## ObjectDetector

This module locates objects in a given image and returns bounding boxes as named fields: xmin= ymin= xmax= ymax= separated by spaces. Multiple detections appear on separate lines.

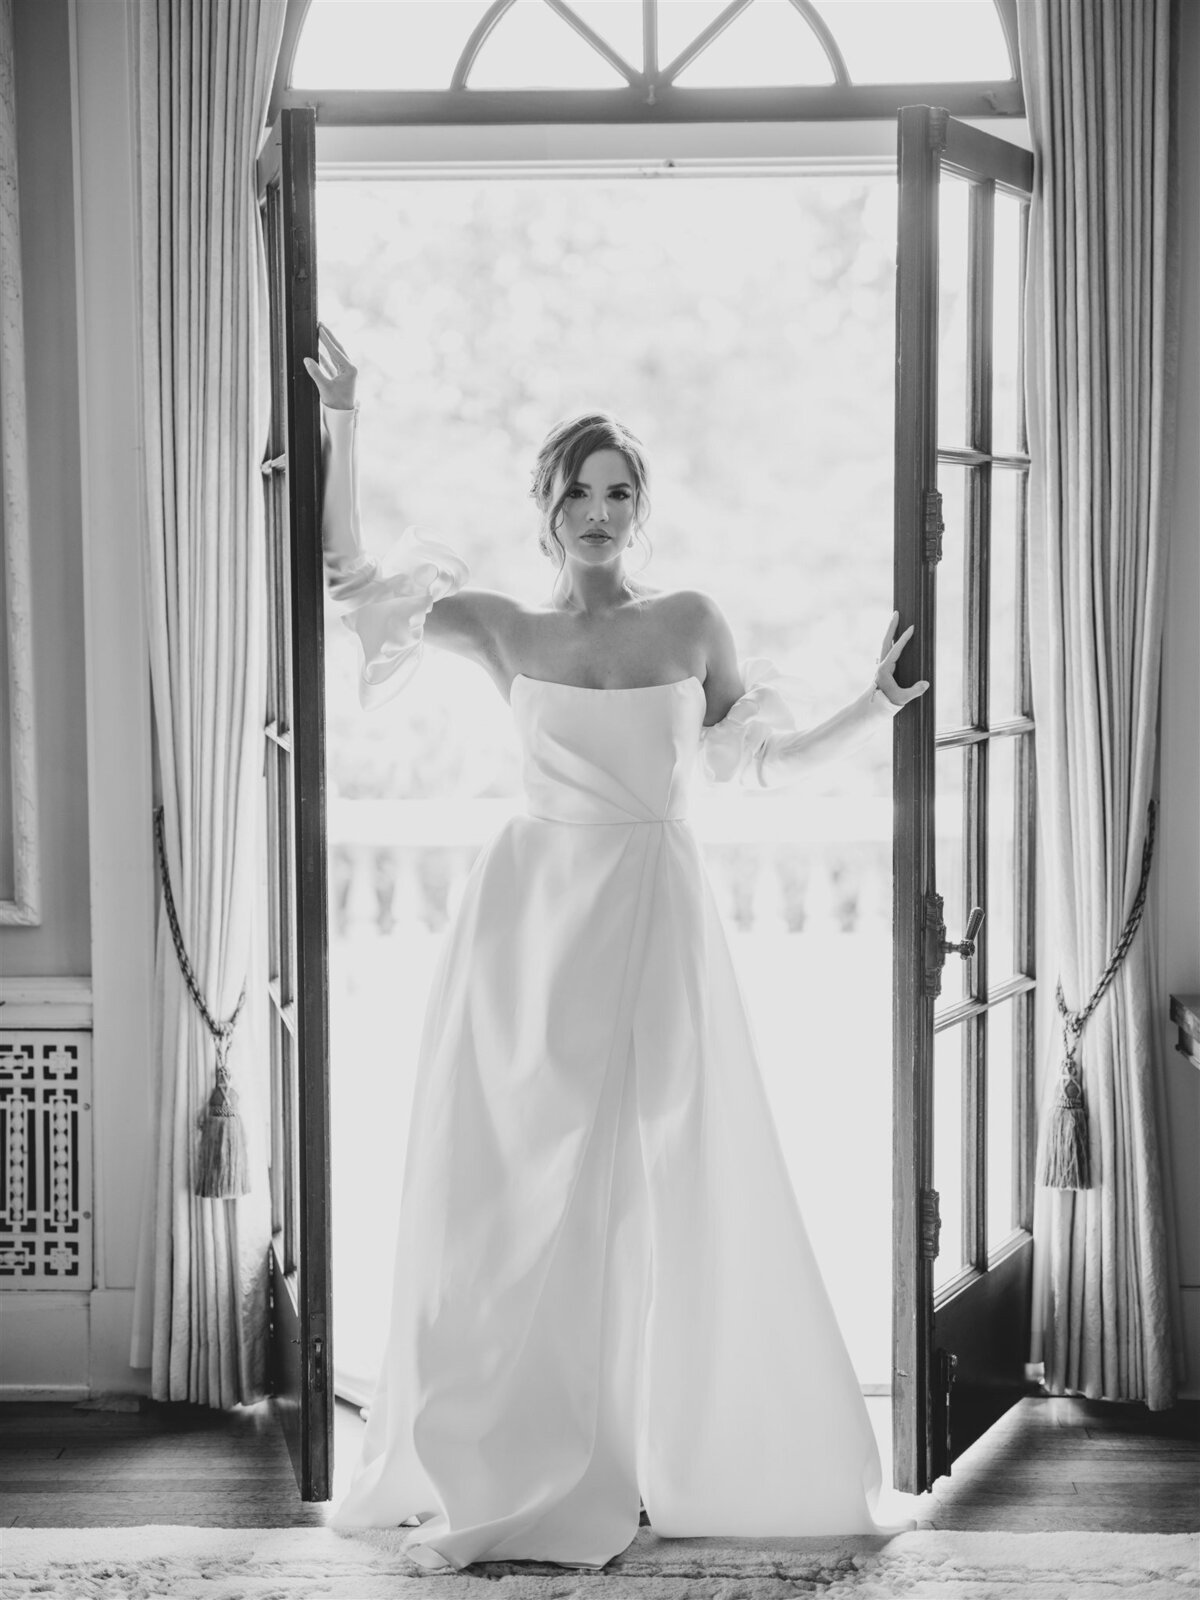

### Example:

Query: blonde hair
xmin=529 ymin=411 xmax=656 ymax=601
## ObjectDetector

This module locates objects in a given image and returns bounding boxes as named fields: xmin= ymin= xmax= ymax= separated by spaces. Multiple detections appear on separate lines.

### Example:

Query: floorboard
xmin=0 ymin=1394 xmax=1195 ymax=1532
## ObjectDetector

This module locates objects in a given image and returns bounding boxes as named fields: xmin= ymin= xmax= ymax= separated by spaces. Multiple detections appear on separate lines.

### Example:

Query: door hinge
xmin=928 ymin=108 xmax=950 ymax=153
xmin=924 ymin=489 xmax=944 ymax=564
xmin=920 ymin=1187 xmax=941 ymax=1260
xmin=292 ymin=223 xmax=310 ymax=283
xmin=309 ymin=1334 xmax=326 ymax=1394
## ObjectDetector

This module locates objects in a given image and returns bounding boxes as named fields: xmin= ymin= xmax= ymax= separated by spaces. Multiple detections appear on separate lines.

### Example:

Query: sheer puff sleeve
xmin=321 ymin=404 xmax=470 ymax=711
xmin=698 ymin=655 xmax=900 ymax=790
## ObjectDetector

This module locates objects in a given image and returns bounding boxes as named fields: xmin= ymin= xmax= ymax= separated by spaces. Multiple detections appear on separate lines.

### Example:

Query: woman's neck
xmin=553 ymin=558 xmax=634 ymax=616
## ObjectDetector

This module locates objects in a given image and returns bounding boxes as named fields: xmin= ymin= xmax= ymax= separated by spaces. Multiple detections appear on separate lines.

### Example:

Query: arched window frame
xmin=269 ymin=0 xmax=1023 ymax=128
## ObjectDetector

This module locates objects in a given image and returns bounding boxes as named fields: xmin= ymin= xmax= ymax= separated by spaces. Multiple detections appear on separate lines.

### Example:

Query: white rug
xmin=2 ymin=1526 xmax=1196 ymax=1598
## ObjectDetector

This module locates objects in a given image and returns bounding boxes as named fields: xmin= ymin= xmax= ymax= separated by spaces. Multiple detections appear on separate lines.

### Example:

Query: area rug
xmin=2 ymin=1526 xmax=1196 ymax=1599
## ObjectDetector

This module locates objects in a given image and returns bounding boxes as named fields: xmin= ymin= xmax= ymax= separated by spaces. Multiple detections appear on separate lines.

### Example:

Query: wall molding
xmin=69 ymin=0 xmax=156 ymax=1315
xmin=0 ymin=0 xmax=40 ymax=927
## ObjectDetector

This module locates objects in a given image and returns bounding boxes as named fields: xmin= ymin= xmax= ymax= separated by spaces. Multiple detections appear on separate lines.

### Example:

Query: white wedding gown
xmin=325 ymin=530 xmax=907 ymax=1568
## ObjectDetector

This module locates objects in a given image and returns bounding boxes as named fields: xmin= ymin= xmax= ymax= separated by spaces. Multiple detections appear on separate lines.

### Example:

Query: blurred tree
xmin=318 ymin=174 xmax=906 ymax=801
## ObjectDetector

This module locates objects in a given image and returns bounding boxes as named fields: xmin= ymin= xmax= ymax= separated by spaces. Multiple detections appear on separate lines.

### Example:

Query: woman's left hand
xmin=304 ymin=322 xmax=358 ymax=412
xmin=874 ymin=612 xmax=929 ymax=707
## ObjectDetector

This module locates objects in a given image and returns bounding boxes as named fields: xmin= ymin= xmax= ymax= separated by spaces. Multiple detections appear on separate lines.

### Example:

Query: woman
xmin=306 ymin=324 xmax=926 ymax=1568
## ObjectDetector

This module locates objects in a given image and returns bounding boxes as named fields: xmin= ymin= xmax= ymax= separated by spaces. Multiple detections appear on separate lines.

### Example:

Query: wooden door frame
xmin=892 ymin=104 xmax=1036 ymax=1496
xmin=892 ymin=100 xmax=941 ymax=1498
xmin=261 ymin=105 xmax=333 ymax=1503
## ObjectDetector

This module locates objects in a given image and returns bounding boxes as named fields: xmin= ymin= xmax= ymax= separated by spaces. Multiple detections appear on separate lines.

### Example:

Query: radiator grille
xmin=0 ymin=1032 xmax=93 ymax=1286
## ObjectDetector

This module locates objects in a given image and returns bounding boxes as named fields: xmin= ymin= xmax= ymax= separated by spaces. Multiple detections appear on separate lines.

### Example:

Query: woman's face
xmin=554 ymin=448 xmax=636 ymax=562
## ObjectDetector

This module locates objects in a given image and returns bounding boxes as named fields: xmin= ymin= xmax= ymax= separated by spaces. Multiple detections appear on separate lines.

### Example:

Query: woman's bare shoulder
xmin=656 ymin=587 xmax=743 ymax=719
xmin=654 ymin=585 xmax=734 ymax=637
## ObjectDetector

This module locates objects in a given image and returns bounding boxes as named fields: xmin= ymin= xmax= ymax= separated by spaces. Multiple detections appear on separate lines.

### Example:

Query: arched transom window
xmin=280 ymin=0 xmax=1022 ymax=123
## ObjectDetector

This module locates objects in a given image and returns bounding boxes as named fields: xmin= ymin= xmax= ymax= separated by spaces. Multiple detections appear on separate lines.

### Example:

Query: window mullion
xmin=965 ymin=178 xmax=994 ymax=1271
xmin=543 ymin=0 xmax=642 ymax=85
xmin=643 ymin=0 xmax=657 ymax=78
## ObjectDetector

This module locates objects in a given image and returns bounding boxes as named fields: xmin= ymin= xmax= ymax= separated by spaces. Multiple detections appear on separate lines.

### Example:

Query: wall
xmin=0 ymin=0 xmax=155 ymax=1398
xmin=0 ymin=0 xmax=1194 ymax=1406
xmin=1156 ymin=0 xmax=1200 ymax=1401
xmin=0 ymin=0 xmax=89 ymax=975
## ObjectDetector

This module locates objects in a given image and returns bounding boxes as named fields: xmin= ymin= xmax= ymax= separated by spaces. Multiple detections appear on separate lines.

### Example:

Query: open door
xmin=258 ymin=105 xmax=334 ymax=1501
xmin=892 ymin=105 xmax=1037 ymax=1495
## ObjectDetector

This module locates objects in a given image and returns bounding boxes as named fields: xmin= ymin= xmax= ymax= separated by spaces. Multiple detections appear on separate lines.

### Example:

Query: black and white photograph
xmin=0 ymin=1 xmax=1196 ymax=1594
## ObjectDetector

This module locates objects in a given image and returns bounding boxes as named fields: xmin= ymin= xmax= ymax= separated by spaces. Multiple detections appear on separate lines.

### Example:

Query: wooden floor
xmin=911 ymin=1394 xmax=1199 ymax=1532
xmin=0 ymin=1393 xmax=1195 ymax=1532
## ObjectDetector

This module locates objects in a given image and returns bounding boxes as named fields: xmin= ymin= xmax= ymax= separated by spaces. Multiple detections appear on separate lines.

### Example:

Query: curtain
xmin=129 ymin=0 xmax=287 ymax=1406
xmin=1018 ymin=0 xmax=1184 ymax=1407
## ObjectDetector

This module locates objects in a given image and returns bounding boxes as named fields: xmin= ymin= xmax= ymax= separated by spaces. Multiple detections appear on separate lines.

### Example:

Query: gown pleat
xmin=330 ymin=671 xmax=904 ymax=1566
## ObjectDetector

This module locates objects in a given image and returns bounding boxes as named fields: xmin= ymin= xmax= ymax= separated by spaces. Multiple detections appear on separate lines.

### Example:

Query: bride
xmin=307 ymin=324 xmax=926 ymax=1569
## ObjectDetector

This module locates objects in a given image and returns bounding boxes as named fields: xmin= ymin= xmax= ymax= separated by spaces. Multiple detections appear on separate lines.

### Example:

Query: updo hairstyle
xmin=529 ymin=411 xmax=655 ymax=597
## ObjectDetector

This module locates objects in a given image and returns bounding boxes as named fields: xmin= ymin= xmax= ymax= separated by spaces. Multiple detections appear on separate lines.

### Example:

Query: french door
xmin=258 ymin=106 xmax=333 ymax=1502
xmin=891 ymin=105 xmax=1037 ymax=1495
xmin=250 ymin=92 xmax=1038 ymax=1505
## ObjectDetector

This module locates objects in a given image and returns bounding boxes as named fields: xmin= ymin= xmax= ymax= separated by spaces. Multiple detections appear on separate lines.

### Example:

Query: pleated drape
xmin=129 ymin=0 xmax=286 ymax=1406
xmin=1018 ymin=0 xmax=1184 ymax=1407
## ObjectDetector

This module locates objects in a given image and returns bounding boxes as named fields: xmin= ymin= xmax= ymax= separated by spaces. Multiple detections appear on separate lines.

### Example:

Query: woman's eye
xmin=611 ymin=490 xmax=630 ymax=501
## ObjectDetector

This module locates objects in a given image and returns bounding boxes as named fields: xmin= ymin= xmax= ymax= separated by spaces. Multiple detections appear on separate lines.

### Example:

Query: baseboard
xmin=0 ymin=1383 xmax=89 ymax=1400
xmin=0 ymin=1289 xmax=151 ymax=1398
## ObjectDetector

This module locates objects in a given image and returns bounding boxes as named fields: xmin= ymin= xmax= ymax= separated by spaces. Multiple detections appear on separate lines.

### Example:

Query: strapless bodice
xmin=510 ymin=673 xmax=705 ymax=825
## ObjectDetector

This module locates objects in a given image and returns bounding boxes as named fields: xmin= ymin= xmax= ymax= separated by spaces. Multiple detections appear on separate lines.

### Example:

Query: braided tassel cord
xmin=154 ymin=806 xmax=251 ymax=1199
xmin=1038 ymin=800 xmax=1156 ymax=1192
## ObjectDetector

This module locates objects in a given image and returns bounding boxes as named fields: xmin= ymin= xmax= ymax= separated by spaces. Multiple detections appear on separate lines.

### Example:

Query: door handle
xmin=941 ymin=906 xmax=984 ymax=961
xmin=924 ymin=896 xmax=984 ymax=996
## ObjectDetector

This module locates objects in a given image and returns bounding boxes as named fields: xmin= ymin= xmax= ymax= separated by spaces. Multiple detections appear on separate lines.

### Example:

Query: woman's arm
xmin=305 ymin=324 xmax=518 ymax=689
xmin=422 ymin=585 xmax=521 ymax=674
xmin=695 ymin=598 xmax=928 ymax=789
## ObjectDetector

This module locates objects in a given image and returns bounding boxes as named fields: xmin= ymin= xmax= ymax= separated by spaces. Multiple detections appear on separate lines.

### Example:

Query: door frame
xmin=255 ymin=88 xmax=1036 ymax=1504
xmin=891 ymin=104 xmax=1037 ymax=1496
xmin=260 ymin=106 xmax=334 ymax=1503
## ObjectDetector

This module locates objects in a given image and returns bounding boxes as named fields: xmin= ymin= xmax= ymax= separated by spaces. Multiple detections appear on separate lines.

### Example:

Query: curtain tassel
xmin=154 ymin=804 xmax=251 ymax=1198
xmin=1038 ymin=799 xmax=1157 ymax=1192
xmin=1038 ymin=1024 xmax=1090 ymax=1189
xmin=196 ymin=1038 xmax=251 ymax=1200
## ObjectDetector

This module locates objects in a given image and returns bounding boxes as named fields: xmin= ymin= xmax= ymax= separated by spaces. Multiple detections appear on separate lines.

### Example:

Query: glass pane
xmin=291 ymin=0 xmax=493 ymax=90
xmin=986 ymin=997 xmax=1016 ymax=1250
xmin=572 ymin=0 xmax=643 ymax=71
xmin=269 ymin=1005 xmax=285 ymax=1235
xmin=279 ymin=750 xmax=297 ymax=1008
xmin=673 ymin=0 xmax=835 ymax=86
xmin=936 ymin=461 xmax=968 ymax=731
xmin=277 ymin=499 xmax=295 ymax=737
xmin=937 ymin=174 xmax=971 ymax=448
xmin=264 ymin=485 xmax=279 ymax=727
xmin=658 ymin=0 xmax=748 ymax=70
xmin=282 ymin=1017 xmax=299 ymax=1275
xmin=936 ymin=745 xmax=967 ymax=1006
xmin=986 ymin=734 xmax=1017 ymax=989
xmin=469 ymin=0 xmax=628 ymax=88
xmin=989 ymin=465 xmax=1024 ymax=722
xmin=992 ymin=190 xmax=1025 ymax=454
xmin=933 ymin=1022 xmax=966 ymax=1291
xmin=266 ymin=746 xmax=282 ymax=985
xmin=814 ymin=0 xmax=1014 ymax=85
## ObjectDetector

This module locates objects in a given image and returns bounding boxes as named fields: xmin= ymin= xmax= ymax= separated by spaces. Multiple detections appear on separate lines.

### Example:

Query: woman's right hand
xmin=304 ymin=322 xmax=358 ymax=411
